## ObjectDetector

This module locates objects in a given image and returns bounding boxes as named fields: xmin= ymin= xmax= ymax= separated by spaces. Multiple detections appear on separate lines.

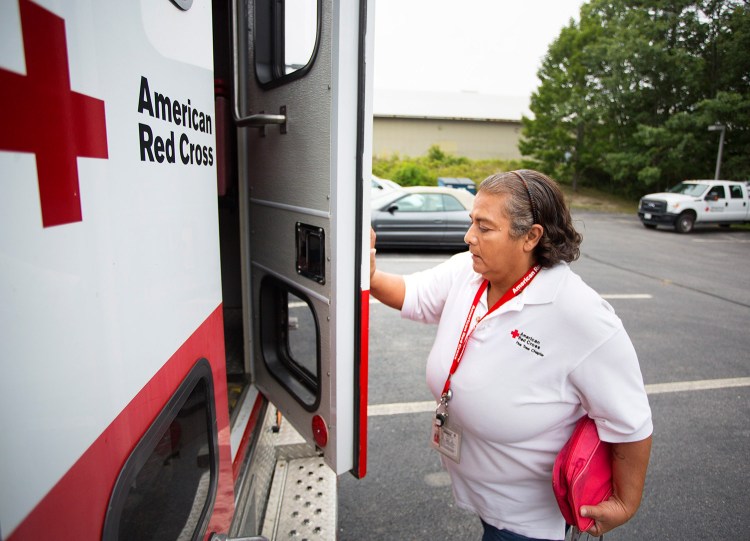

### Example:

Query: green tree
xmin=519 ymin=22 xmax=580 ymax=182
xmin=521 ymin=0 xmax=750 ymax=198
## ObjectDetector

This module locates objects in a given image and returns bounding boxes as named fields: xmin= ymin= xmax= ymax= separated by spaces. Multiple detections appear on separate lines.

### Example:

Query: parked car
xmin=371 ymin=186 xmax=474 ymax=248
xmin=437 ymin=176 xmax=476 ymax=194
xmin=371 ymin=175 xmax=402 ymax=196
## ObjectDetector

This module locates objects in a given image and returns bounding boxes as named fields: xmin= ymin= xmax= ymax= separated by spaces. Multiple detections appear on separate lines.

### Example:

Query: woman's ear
xmin=524 ymin=224 xmax=544 ymax=252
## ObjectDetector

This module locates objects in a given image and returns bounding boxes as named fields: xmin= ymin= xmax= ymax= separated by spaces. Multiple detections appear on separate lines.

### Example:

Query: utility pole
xmin=708 ymin=124 xmax=725 ymax=180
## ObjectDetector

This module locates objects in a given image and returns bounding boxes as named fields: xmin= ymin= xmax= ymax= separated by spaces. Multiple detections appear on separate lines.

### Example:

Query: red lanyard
xmin=441 ymin=264 xmax=541 ymax=397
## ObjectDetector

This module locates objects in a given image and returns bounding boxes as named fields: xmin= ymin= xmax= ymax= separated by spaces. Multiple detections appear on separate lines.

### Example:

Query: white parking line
xmin=644 ymin=377 xmax=750 ymax=394
xmin=367 ymin=377 xmax=750 ymax=416
xmin=368 ymin=401 xmax=435 ymax=416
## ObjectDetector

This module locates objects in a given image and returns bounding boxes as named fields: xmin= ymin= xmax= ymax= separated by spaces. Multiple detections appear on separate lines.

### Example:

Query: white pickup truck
xmin=638 ymin=180 xmax=750 ymax=233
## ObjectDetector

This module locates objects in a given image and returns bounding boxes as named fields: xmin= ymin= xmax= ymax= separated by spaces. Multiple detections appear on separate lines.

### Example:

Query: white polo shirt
xmin=402 ymin=252 xmax=653 ymax=540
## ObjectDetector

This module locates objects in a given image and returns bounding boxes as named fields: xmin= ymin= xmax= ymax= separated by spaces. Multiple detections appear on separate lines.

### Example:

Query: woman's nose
xmin=464 ymin=225 xmax=475 ymax=245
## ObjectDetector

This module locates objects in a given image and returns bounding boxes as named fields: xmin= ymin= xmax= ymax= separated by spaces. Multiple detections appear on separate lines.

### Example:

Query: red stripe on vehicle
xmin=7 ymin=305 xmax=234 ymax=541
xmin=357 ymin=289 xmax=370 ymax=478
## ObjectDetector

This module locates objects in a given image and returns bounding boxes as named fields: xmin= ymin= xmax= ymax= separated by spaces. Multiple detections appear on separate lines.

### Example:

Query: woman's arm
xmin=580 ymin=435 xmax=652 ymax=536
xmin=369 ymin=228 xmax=406 ymax=309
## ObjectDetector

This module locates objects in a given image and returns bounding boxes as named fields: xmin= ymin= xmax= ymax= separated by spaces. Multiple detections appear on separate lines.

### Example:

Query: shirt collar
xmin=471 ymin=261 xmax=567 ymax=310
xmin=521 ymin=262 xmax=568 ymax=305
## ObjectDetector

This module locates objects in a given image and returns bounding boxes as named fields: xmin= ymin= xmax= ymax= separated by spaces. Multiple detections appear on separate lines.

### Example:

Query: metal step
xmin=261 ymin=455 xmax=336 ymax=540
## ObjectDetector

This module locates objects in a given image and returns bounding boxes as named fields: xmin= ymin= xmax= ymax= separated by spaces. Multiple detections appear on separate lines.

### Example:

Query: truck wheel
xmin=675 ymin=212 xmax=695 ymax=234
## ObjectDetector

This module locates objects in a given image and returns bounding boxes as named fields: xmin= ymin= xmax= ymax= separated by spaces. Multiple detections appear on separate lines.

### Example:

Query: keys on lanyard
xmin=434 ymin=389 xmax=452 ymax=427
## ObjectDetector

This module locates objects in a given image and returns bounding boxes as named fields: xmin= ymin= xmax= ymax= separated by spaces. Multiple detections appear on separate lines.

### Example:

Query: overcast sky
xmin=373 ymin=0 xmax=585 ymax=100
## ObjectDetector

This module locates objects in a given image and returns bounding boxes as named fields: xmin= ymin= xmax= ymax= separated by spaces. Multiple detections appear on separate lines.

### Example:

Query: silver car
xmin=371 ymin=186 xmax=474 ymax=248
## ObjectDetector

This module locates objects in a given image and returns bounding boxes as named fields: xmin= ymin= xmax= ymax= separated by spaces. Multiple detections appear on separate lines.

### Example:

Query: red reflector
xmin=312 ymin=415 xmax=328 ymax=448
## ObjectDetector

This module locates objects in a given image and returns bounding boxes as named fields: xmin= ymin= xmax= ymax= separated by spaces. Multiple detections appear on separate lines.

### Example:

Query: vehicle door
xmin=705 ymin=185 xmax=731 ymax=221
xmin=234 ymin=0 xmax=371 ymax=477
xmin=373 ymin=191 xmax=446 ymax=246
xmin=725 ymin=184 xmax=748 ymax=221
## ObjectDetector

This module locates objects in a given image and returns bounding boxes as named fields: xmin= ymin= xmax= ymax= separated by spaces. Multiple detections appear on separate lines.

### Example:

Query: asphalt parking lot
xmin=339 ymin=211 xmax=750 ymax=541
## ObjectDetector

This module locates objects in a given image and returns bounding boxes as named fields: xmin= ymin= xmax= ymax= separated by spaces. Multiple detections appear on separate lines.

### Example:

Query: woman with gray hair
xmin=370 ymin=170 xmax=652 ymax=541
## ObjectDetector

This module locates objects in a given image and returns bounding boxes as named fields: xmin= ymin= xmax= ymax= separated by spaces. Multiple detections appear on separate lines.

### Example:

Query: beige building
xmin=373 ymin=90 xmax=529 ymax=161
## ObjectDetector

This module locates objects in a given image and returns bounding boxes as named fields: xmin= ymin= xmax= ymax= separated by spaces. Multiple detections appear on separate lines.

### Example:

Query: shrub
xmin=391 ymin=163 xmax=430 ymax=186
xmin=374 ymin=146 xmax=522 ymax=187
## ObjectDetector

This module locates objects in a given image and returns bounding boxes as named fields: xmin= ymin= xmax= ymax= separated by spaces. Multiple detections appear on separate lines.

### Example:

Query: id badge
xmin=430 ymin=418 xmax=462 ymax=463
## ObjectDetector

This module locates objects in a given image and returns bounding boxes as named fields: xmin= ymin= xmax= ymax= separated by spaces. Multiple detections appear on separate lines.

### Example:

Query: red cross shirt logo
xmin=0 ymin=0 xmax=108 ymax=228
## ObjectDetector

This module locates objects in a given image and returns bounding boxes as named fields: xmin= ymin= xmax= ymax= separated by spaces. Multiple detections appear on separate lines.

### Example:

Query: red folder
xmin=552 ymin=415 xmax=613 ymax=532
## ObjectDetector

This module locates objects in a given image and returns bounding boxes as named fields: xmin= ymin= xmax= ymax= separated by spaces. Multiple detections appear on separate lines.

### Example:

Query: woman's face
xmin=464 ymin=191 xmax=531 ymax=287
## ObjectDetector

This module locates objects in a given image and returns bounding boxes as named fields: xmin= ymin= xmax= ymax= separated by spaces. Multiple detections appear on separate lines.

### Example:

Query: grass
xmin=560 ymin=184 xmax=639 ymax=214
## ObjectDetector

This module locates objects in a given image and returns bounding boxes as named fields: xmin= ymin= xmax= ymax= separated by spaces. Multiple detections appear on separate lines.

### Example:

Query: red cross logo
xmin=0 ymin=0 xmax=108 ymax=228
xmin=511 ymin=329 xmax=520 ymax=339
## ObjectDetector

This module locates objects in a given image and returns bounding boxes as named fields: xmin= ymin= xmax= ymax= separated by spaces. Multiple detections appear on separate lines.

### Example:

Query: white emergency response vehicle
xmin=638 ymin=180 xmax=750 ymax=233
xmin=0 ymin=0 xmax=373 ymax=539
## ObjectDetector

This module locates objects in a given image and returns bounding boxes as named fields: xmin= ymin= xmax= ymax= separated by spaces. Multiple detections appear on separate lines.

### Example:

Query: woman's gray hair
xmin=478 ymin=169 xmax=582 ymax=267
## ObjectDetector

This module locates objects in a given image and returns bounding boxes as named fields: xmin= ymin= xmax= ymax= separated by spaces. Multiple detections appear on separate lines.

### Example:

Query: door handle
xmin=235 ymin=111 xmax=287 ymax=129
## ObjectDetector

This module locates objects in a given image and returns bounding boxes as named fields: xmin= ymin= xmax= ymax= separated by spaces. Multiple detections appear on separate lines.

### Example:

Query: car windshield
xmin=668 ymin=183 xmax=708 ymax=196
xmin=371 ymin=191 xmax=403 ymax=209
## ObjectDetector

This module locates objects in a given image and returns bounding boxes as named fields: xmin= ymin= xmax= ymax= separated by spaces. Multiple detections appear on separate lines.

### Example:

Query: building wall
xmin=373 ymin=116 xmax=524 ymax=160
